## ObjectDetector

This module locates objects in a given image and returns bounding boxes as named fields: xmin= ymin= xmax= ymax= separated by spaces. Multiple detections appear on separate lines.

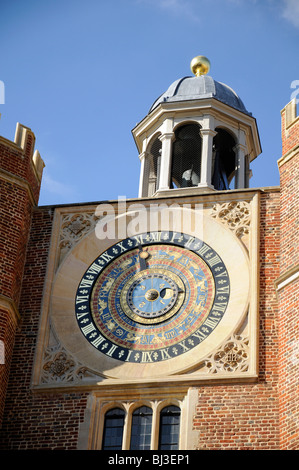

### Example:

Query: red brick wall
xmin=0 ymin=133 xmax=41 ymax=204
xmin=281 ymin=102 xmax=299 ymax=158
xmin=0 ymin=208 xmax=88 ymax=449
xmin=280 ymin=106 xmax=299 ymax=273
xmin=0 ymin=307 xmax=17 ymax=426
xmin=278 ymin=102 xmax=299 ymax=450
xmin=0 ymin=180 xmax=33 ymax=304
xmin=193 ymin=190 xmax=281 ymax=450
xmin=278 ymin=281 xmax=299 ymax=450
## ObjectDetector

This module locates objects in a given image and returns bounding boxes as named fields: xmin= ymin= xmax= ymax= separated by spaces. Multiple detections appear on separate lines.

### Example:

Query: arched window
xmin=102 ymin=408 xmax=125 ymax=450
xmin=171 ymin=123 xmax=201 ymax=188
xmin=100 ymin=402 xmax=182 ymax=450
xmin=144 ymin=136 xmax=162 ymax=196
xmin=212 ymin=128 xmax=236 ymax=190
xmin=130 ymin=406 xmax=153 ymax=450
xmin=158 ymin=405 xmax=181 ymax=450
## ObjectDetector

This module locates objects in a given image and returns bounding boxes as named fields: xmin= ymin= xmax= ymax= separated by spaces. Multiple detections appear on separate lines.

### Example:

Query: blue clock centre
xmin=125 ymin=270 xmax=180 ymax=320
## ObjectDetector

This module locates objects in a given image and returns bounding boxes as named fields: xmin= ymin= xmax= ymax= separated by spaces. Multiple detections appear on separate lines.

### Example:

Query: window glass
xmin=130 ymin=406 xmax=152 ymax=450
xmin=102 ymin=408 xmax=125 ymax=450
xmin=158 ymin=405 xmax=181 ymax=450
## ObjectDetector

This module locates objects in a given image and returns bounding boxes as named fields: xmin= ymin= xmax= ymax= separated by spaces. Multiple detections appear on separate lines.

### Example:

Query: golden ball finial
xmin=190 ymin=55 xmax=210 ymax=77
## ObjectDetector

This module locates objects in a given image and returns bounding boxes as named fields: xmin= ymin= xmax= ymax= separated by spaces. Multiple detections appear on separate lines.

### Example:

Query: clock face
xmin=75 ymin=231 xmax=230 ymax=364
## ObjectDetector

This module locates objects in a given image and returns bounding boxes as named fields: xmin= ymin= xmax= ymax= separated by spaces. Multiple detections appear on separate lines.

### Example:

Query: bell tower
xmin=133 ymin=56 xmax=261 ymax=197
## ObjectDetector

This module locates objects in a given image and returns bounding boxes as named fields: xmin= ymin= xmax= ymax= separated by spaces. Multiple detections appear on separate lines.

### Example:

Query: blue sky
xmin=0 ymin=0 xmax=298 ymax=206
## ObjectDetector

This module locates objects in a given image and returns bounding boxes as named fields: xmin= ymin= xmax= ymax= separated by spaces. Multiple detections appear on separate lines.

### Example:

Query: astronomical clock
xmin=34 ymin=197 xmax=259 ymax=386
xmin=76 ymin=231 xmax=229 ymax=364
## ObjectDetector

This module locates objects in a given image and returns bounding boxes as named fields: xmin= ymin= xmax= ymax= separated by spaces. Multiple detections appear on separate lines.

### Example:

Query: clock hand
xmin=138 ymin=245 xmax=149 ymax=271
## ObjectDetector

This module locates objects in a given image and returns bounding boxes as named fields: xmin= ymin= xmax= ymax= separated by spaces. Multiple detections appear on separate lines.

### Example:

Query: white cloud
xmin=282 ymin=0 xmax=299 ymax=28
xmin=136 ymin=0 xmax=299 ymax=29
xmin=42 ymin=173 xmax=76 ymax=199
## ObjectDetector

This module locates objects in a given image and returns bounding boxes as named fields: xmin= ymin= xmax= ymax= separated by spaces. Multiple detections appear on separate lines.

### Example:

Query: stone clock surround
xmin=32 ymin=189 xmax=259 ymax=390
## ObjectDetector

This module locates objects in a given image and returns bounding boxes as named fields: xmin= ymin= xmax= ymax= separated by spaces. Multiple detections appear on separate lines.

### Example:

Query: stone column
xmin=199 ymin=128 xmax=217 ymax=188
xmin=158 ymin=132 xmax=175 ymax=191
xmin=138 ymin=151 xmax=146 ymax=197
xmin=234 ymin=143 xmax=247 ymax=189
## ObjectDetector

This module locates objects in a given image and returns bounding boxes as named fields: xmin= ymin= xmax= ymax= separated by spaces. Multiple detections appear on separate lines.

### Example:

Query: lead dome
xmin=149 ymin=74 xmax=250 ymax=115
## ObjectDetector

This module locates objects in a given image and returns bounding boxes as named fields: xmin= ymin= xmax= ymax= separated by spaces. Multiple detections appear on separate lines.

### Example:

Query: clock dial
xmin=75 ymin=231 xmax=230 ymax=363
xmin=121 ymin=268 xmax=183 ymax=322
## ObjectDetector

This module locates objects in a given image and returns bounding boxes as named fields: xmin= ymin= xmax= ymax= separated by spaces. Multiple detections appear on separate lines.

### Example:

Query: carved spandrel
xmin=58 ymin=212 xmax=100 ymax=267
xmin=203 ymin=334 xmax=250 ymax=374
xmin=210 ymin=200 xmax=251 ymax=247
xmin=41 ymin=343 xmax=103 ymax=385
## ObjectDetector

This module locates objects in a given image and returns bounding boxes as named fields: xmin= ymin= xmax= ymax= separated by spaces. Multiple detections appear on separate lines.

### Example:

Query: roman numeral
xmin=100 ymin=252 xmax=114 ymax=263
xmin=79 ymin=277 xmax=93 ymax=288
xmin=196 ymin=244 xmax=210 ymax=257
xmin=160 ymin=348 xmax=171 ymax=360
xmin=88 ymin=262 xmax=102 ymax=274
xmin=141 ymin=351 xmax=154 ymax=362
xmin=76 ymin=295 xmax=89 ymax=304
xmin=212 ymin=302 xmax=227 ymax=313
xmin=203 ymin=316 xmax=220 ymax=329
xmin=208 ymin=254 xmax=222 ymax=267
xmin=91 ymin=334 xmax=106 ymax=348
xmin=81 ymin=323 xmax=96 ymax=336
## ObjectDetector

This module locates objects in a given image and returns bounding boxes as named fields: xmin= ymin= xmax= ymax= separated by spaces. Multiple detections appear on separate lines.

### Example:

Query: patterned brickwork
xmin=193 ymin=190 xmax=281 ymax=450
xmin=0 ymin=208 xmax=88 ymax=449
xmin=277 ymin=102 xmax=299 ymax=449
xmin=0 ymin=127 xmax=44 ymax=429
xmin=278 ymin=281 xmax=299 ymax=450
xmin=0 ymin=306 xmax=17 ymax=425
xmin=279 ymin=104 xmax=299 ymax=273
xmin=0 ymin=179 xmax=33 ymax=304
xmin=0 ymin=132 xmax=41 ymax=204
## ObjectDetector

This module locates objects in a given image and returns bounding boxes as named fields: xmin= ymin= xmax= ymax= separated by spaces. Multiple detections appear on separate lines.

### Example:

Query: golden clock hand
xmin=138 ymin=245 xmax=149 ymax=271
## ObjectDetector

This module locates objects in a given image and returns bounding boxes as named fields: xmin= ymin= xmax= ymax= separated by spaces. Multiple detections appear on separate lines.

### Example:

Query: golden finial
xmin=190 ymin=55 xmax=210 ymax=76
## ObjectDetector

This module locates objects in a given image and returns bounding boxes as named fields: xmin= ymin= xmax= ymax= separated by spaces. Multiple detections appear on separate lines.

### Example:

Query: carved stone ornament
xmin=203 ymin=334 xmax=249 ymax=374
xmin=210 ymin=201 xmax=251 ymax=237
xmin=58 ymin=212 xmax=99 ymax=266
xmin=41 ymin=344 xmax=102 ymax=384
xmin=42 ymin=349 xmax=75 ymax=383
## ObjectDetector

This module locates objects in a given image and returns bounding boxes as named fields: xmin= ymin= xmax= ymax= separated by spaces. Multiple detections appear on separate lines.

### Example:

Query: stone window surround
xmin=78 ymin=387 xmax=199 ymax=450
